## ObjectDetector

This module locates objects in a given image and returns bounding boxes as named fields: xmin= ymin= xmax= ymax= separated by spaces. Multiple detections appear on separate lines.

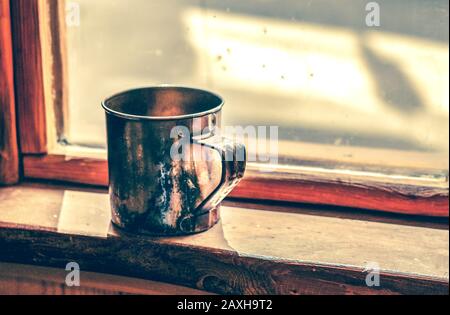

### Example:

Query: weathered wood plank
xmin=10 ymin=0 xmax=47 ymax=153
xmin=0 ymin=184 xmax=448 ymax=295
xmin=0 ymin=262 xmax=211 ymax=295
xmin=0 ymin=0 xmax=19 ymax=185
xmin=24 ymin=154 xmax=108 ymax=186
xmin=23 ymin=153 xmax=449 ymax=217
xmin=0 ymin=225 xmax=447 ymax=295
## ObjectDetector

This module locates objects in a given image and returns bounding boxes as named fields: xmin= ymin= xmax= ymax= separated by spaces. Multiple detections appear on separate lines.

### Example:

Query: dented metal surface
xmin=103 ymin=86 xmax=246 ymax=235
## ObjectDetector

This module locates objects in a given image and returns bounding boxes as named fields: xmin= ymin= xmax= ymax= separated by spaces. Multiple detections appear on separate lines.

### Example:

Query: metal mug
xmin=102 ymin=86 xmax=246 ymax=235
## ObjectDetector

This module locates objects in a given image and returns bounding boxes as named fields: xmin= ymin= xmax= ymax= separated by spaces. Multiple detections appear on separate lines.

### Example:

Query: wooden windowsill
xmin=0 ymin=182 xmax=448 ymax=295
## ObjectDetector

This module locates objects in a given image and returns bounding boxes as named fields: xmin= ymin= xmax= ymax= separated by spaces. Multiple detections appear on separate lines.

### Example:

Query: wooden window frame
xmin=3 ymin=0 xmax=449 ymax=217
xmin=0 ymin=0 xmax=18 ymax=185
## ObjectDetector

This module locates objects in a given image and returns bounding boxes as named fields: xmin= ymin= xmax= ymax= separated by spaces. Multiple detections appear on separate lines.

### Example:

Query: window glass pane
xmin=64 ymin=0 xmax=449 ymax=173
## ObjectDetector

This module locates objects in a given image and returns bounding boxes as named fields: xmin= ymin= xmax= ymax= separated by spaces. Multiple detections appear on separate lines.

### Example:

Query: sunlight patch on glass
xmin=183 ymin=8 xmax=449 ymax=155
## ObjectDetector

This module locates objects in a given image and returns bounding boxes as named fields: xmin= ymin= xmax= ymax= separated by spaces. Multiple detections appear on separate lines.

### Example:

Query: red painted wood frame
xmin=0 ymin=0 xmax=19 ymax=185
xmin=7 ymin=0 xmax=449 ymax=217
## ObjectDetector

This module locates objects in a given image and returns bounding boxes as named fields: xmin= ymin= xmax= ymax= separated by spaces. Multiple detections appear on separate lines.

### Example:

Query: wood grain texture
xmin=0 ymin=0 xmax=19 ymax=185
xmin=24 ymin=154 xmax=108 ymax=186
xmin=23 ymin=153 xmax=449 ymax=217
xmin=0 ymin=262 xmax=211 ymax=295
xmin=0 ymin=225 xmax=447 ymax=295
xmin=232 ymin=173 xmax=449 ymax=217
xmin=0 ymin=184 xmax=448 ymax=295
xmin=10 ymin=0 xmax=47 ymax=153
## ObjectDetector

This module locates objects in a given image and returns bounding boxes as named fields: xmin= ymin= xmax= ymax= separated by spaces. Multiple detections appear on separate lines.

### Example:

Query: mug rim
xmin=101 ymin=85 xmax=224 ymax=121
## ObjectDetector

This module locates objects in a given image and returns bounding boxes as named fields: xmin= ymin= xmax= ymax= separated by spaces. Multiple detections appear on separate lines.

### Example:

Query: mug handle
xmin=179 ymin=136 xmax=246 ymax=232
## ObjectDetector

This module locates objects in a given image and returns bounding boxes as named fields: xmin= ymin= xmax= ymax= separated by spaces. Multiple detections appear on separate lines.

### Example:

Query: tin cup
xmin=102 ymin=86 xmax=246 ymax=235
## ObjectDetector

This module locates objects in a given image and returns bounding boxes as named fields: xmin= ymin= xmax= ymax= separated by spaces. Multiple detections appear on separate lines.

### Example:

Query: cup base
xmin=111 ymin=206 xmax=221 ymax=237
